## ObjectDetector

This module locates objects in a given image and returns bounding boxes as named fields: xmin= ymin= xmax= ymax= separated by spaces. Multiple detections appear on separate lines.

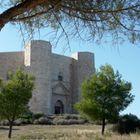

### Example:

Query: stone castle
xmin=0 ymin=40 xmax=95 ymax=114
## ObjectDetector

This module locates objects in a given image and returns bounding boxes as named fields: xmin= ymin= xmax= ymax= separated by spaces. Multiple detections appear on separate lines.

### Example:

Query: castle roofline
xmin=0 ymin=51 xmax=23 ymax=54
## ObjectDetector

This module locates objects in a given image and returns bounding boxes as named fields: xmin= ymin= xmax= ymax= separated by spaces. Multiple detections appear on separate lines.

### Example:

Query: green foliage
xmin=20 ymin=111 xmax=34 ymax=124
xmin=33 ymin=113 xmax=44 ymax=120
xmin=75 ymin=64 xmax=134 ymax=134
xmin=0 ymin=69 xmax=34 ymax=120
xmin=1 ymin=0 xmax=140 ymax=44
xmin=20 ymin=112 xmax=44 ymax=124
xmin=52 ymin=114 xmax=86 ymax=125
xmin=113 ymin=114 xmax=140 ymax=134
xmin=21 ymin=111 xmax=33 ymax=120
xmin=0 ymin=69 xmax=34 ymax=138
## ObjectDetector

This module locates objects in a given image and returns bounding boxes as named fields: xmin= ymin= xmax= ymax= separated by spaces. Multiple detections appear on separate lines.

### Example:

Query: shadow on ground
xmin=0 ymin=127 xmax=19 ymax=131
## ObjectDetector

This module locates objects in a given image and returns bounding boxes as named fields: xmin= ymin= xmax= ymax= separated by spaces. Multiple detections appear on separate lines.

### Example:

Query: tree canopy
xmin=75 ymin=64 xmax=134 ymax=135
xmin=0 ymin=69 xmax=34 ymax=138
xmin=0 ymin=0 xmax=140 ymax=44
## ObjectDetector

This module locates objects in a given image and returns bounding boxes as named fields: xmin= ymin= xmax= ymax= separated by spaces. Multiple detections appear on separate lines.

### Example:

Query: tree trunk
xmin=101 ymin=118 xmax=105 ymax=135
xmin=0 ymin=0 xmax=62 ymax=30
xmin=0 ymin=0 xmax=48 ymax=30
xmin=8 ymin=121 xmax=13 ymax=138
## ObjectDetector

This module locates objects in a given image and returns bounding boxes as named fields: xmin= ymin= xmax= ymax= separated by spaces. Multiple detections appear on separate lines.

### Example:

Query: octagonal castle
xmin=0 ymin=40 xmax=95 ymax=114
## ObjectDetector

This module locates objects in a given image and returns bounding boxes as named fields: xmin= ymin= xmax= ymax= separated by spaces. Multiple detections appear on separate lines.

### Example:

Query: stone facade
xmin=0 ymin=40 xmax=95 ymax=115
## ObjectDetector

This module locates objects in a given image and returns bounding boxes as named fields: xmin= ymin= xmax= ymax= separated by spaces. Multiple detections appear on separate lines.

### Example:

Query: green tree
xmin=75 ymin=64 xmax=134 ymax=135
xmin=0 ymin=0 xmax=140 ymax=44
xmin=0 ymin=69 xmax=34 ymax=138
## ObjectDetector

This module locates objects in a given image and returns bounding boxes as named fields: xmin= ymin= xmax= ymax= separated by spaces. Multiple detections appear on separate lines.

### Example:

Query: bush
xmin=63 ymin=114 xmax=80 ymax=120
xmin=33 ymin=113 xmax=44 ymax=120
xmin=53 ymin=118 xmax=80 ymax=125
xmin=20 ymin=111 xmax=33 ymax=124
xmin=38 ymin=117 xmax=52 ymax=125
xmin=113 ymin=114 xmax=140 ymax=134
xmin=20 ymin=112 xmax=44 ymax=124
xmin=13 ymin=119 xmax=22 ymax=126
xmin=0 ymin=120 xmax=9 ymax=126
xmin=0 ymin=113 xmax=87 ymax=125
xmin=53 ymin=118 xmax=68 ymax=125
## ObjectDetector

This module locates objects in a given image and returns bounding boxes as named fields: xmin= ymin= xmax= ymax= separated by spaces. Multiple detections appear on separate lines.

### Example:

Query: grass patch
xmin=0 ymin=124 xmax=139 ymax=140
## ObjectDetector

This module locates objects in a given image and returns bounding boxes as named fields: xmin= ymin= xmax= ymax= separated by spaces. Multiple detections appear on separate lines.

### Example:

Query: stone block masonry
xmin=0 ymin=40 xmax=95 ymax=115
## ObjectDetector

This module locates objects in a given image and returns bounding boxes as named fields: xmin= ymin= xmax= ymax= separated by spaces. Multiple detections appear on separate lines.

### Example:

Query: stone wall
xmin=0 ymin=40 xmax=95 ymax=115
xmin=24 ymin=40 xmax=52 ymax=114
xmin=0 ymin=52 xmax=24 ymax=80
xmin=51 ymin=53 xmax=72 ymax=114
xmin=72 ymin=52 xmax=95 ymax=102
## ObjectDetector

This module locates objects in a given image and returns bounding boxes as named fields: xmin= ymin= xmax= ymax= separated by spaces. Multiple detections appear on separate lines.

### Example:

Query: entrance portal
xmin=55 ymin=100 xmax=64 ymax=114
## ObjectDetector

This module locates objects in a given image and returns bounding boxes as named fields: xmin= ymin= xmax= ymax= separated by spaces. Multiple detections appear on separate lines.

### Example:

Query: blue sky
xmin=0 ymin=24 xmax=140 ymax=117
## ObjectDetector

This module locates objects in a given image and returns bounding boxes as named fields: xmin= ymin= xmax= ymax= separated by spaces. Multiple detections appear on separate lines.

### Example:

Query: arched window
xmin=58 ymin=72 xmax=63 ymax=81
xmin=55 ymin=100 xmax=64 ymax=114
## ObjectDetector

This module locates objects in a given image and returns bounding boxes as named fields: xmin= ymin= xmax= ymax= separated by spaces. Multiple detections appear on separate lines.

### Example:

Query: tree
xmin=75 ymin=64 xmax=134 ymax=135
xmin=0 ymin=69 xmax=34 ymax=138
xmin=0 ymin=0 xmax=140 ymax=44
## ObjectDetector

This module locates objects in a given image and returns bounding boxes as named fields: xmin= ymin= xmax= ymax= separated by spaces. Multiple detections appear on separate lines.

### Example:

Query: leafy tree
xmin=75 ymin=64 xmax=134 ymax=135
xmin=0 ymin=0 xmax=140 ymax=44
xmin=0 ymin=69 xmax=34 ymax=138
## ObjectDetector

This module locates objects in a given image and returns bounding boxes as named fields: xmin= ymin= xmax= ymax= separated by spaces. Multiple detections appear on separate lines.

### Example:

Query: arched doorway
xmin=55 ymin=100 xmax=64 ymax=114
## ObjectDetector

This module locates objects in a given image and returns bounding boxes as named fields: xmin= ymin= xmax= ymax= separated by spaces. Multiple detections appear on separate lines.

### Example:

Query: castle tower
xmin=24 ymin=40 xmax=52 ymax=114
xmin=71 ymin=52 xmax=95 ymax=108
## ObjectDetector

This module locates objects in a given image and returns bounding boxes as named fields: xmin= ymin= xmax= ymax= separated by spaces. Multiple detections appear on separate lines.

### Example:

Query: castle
xmin=0 ymin=40 xmax=95 ymax=114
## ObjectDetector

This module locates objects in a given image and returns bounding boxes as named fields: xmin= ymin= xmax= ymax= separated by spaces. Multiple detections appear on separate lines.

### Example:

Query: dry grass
xmin=0 ymin=124 xmax=140 ymax=140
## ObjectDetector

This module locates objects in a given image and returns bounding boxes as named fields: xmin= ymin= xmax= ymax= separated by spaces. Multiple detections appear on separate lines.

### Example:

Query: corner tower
xmin=24 ymin=40 xmax=52 ymax=114
xmin=71 ymin=52 xmax=95 ymax=106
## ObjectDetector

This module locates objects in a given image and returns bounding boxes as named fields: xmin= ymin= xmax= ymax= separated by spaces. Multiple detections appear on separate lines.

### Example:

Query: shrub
xmin=0 ymin=120 xmax=9 ymax=126
xmin=38 ymin=117 xmax=52 ymax=125
xmin=63 ymin=114 xmax=80 ymax=120
xmin=33 ymin=113 xmax=44 ymax=120
xmin=20 ymin=111 xmax=33 ymax=124
xmin=52 ymin=115 xmax=86 ymax=125
xmin=53 ymin=118 xmax=68 ymax=125
xmin=21 ymin=111 xmax=33 ymax=120
xmin=113 ymin=114 xmax=140 ymax=134
xmin=20 ymin=112 xmax=44 ymax=124
xmin=13 ymin=119 xmax=22 ymax=126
